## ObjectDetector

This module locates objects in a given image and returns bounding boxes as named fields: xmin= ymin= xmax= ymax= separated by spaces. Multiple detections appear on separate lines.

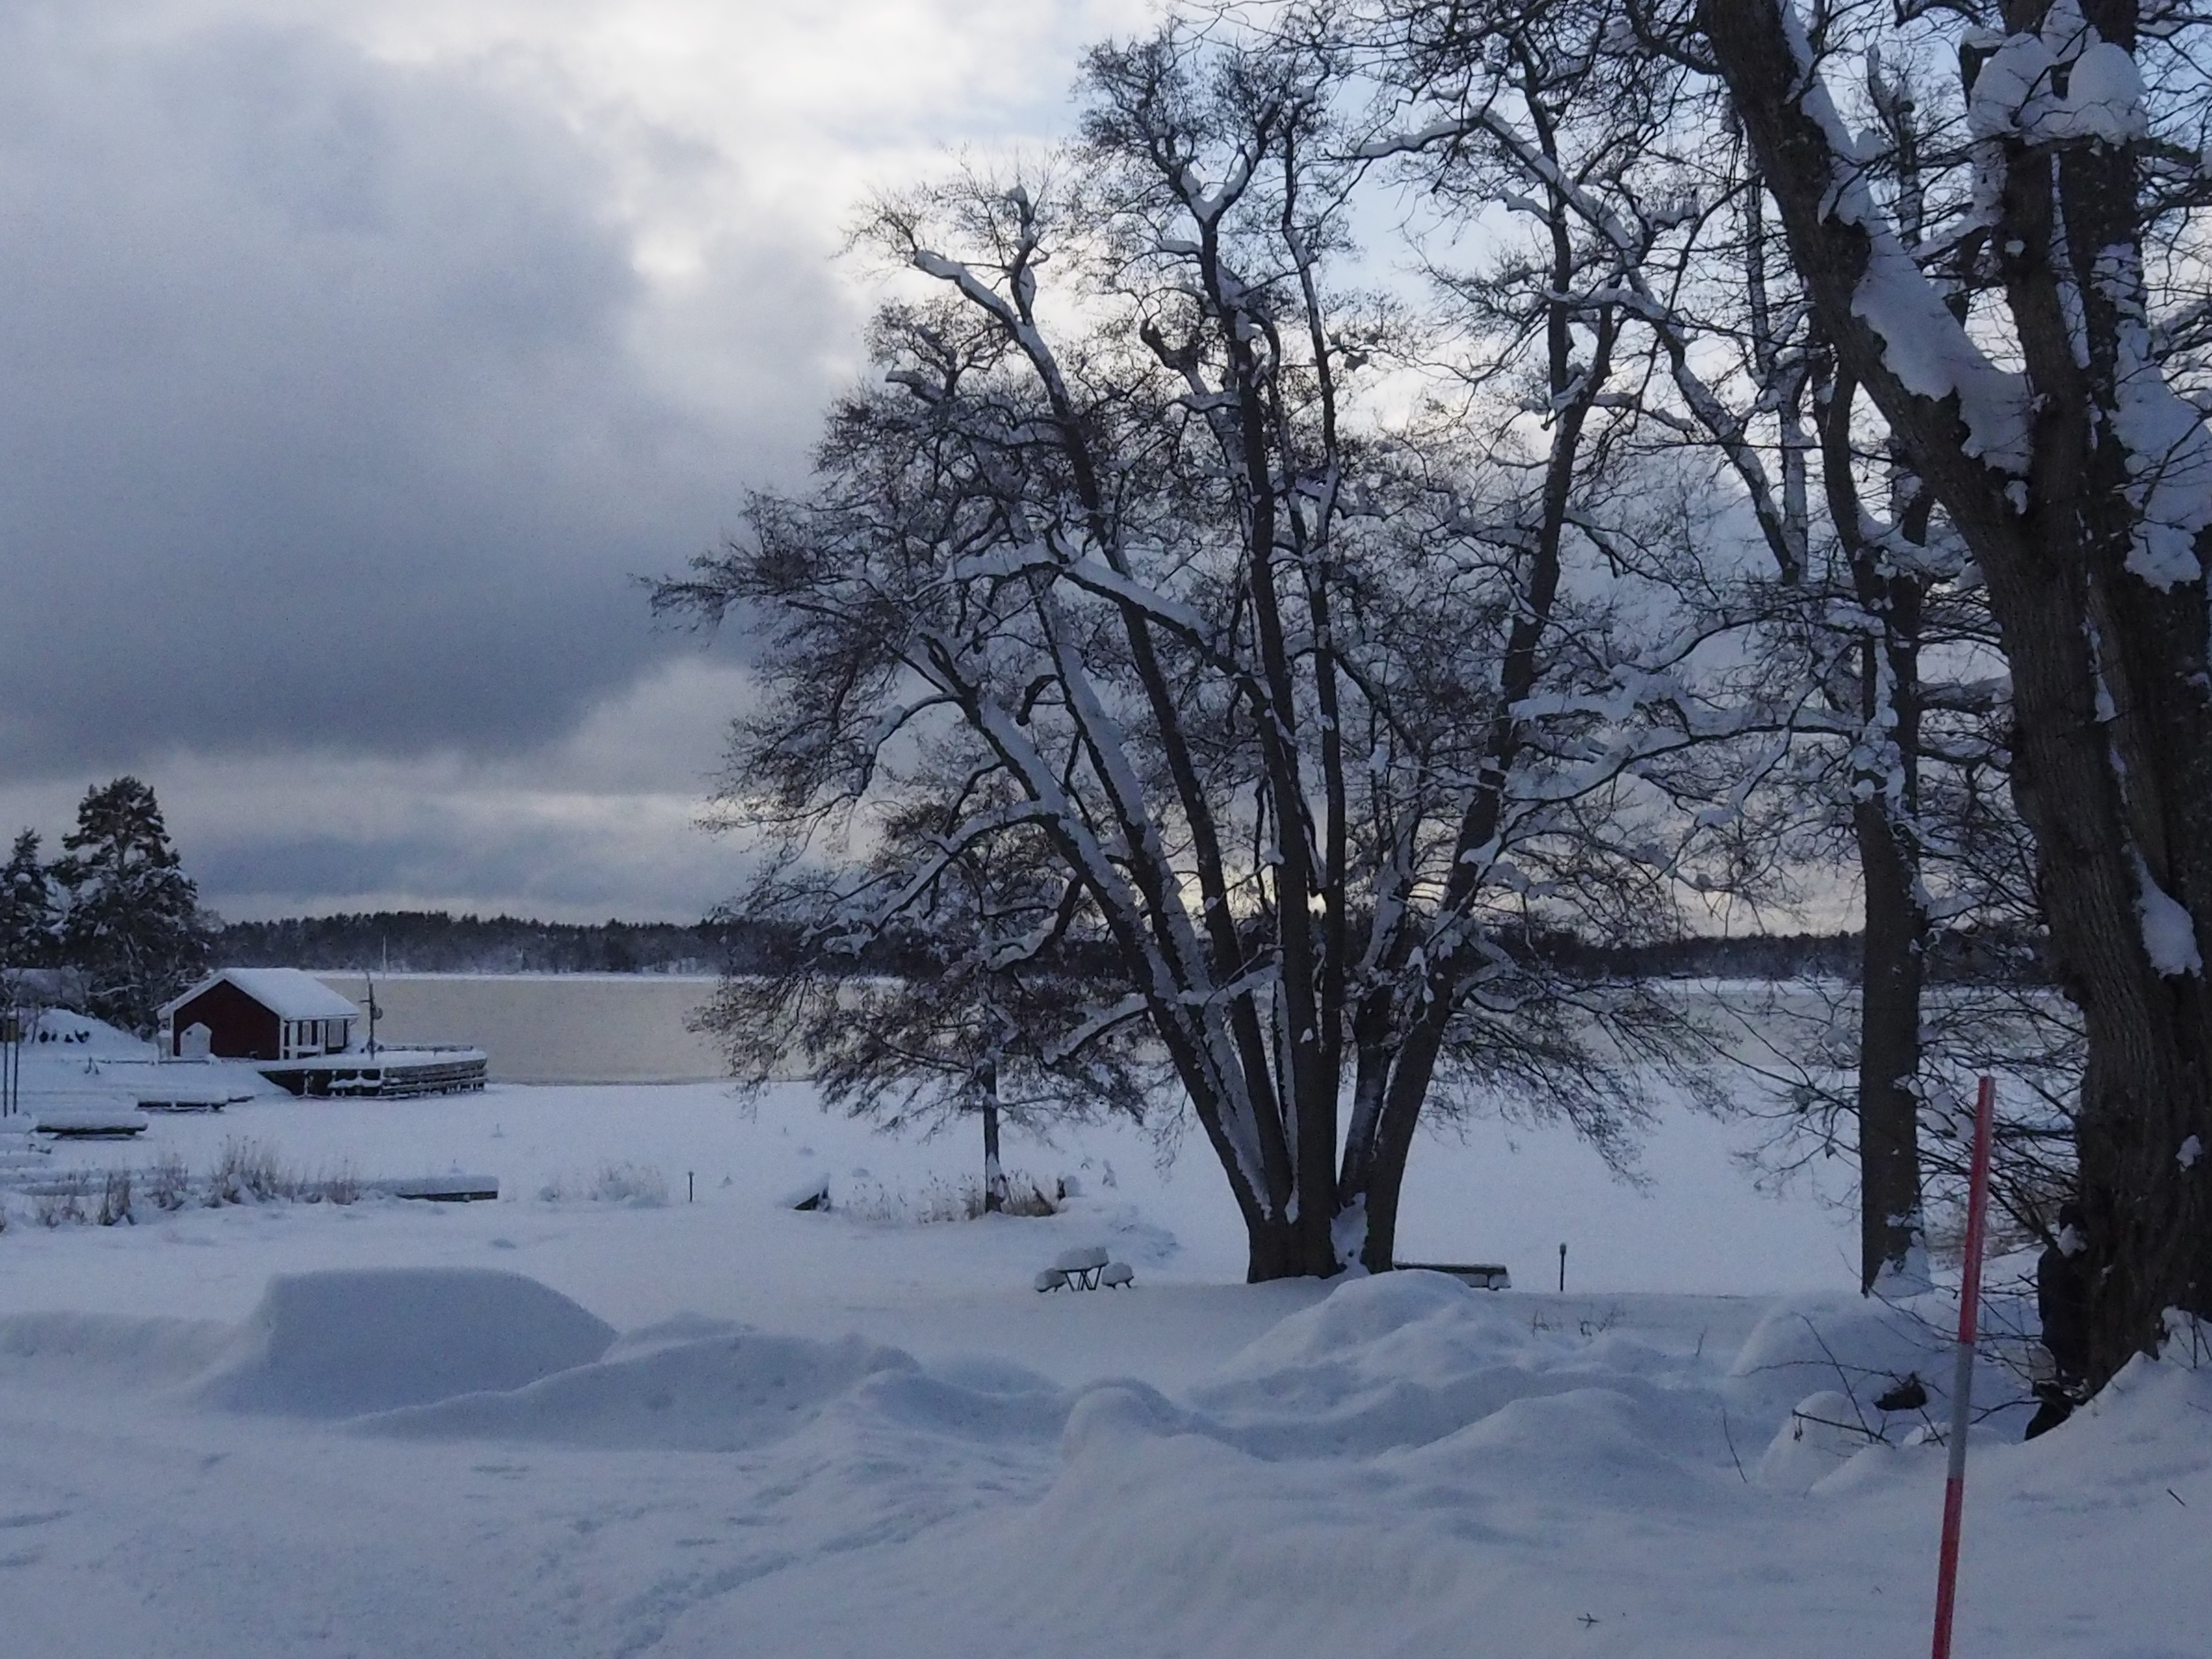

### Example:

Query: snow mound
xmin=1060 ymin=1381 xmax=1197 ymax=1457
xmin=1190 ymin=1271 xmax=1689 ymax=1461
xmin=1727 ymin=1290 xmax=1949 ymax=1385
xmin=1726 ymin=1290 xmax=2040 ymax=1488
xmin=852 ymin=1365 xmax=1074 ymax=1444
xmin=22 ymin=1010 xmax=150 ymax=1056
xmin=367 ymin=1327 xmax=1158 ymax=1457
xmin=922 ymin=1353 xmax=1063 ymax=1396
xmin=1725 ymin=1290 xmax=1979 ymax=1419
xmin=1383 ymin=1383 xmax=1704 ymax=1504
xmin=1756 ymin=1388 xmax=1883 ymax=1492
xmin=602 ymin=1312 xmax=750 ymax=1358
xmin=192 ymin=1269 xmax=616 ymax=1418
xmin=0 ymin=1311 xmax=234 ymax=1386
xmin=1213 ymin=1268 xmax=1484 ymax=1371
xmin=361 ymin=1329 xmax=919 ymax=1451
xmin=2001 ymin=1349 xmax=2212 ymax=1483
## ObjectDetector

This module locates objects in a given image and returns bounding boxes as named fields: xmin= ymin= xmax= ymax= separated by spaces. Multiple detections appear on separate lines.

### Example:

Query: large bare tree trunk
xmin=1699 ymin=0 xmax=2212 ymax=1384
xmin=1822 ymin=374 xmax=1931 ymax=1290
xmin=1850 ymin=663 xmax=1928 ymax=1290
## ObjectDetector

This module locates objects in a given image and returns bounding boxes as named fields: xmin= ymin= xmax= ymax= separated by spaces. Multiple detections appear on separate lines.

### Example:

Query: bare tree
xmin=1365 ymin=0 xmax=2065 ymax=1292
xmin=1691 ymin=0 xmax=2212 ymax=1383
xmin=661 ymin=25 xmax=1729 ymax=1280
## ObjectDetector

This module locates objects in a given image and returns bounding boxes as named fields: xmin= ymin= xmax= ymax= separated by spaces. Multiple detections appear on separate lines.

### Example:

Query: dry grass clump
xmin=842 ymin=1171 xmax=1062 ymax=1225
xmin=34 ymin=1171 xmax=89 ymax=1227
xmin=28 ymin=1169 xmax=135 ymax=1226
xmin=198 ymin=1138 xmax=360 ymax=1207
xmin=96 ymin=1169 xmax=133 ymax=1226
xmin=146 ymin=1154 xmax=191 ymax=1211
xmin=5 ymin=1140 xmax=361 ymax=1233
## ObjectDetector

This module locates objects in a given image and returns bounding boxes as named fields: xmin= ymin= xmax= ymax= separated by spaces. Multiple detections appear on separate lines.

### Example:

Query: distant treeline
xmin=210 ymin=910 xmax=2050 ymax=985
xmin=1519 ymin=927 xmax=2049 ymax=985
xmin=212 ymin=912 xmax=792 ymax=976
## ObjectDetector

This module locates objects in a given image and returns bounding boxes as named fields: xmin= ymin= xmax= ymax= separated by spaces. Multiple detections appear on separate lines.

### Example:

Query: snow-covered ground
xmin=0 ymin=1065 xmax=2204 ymax=1657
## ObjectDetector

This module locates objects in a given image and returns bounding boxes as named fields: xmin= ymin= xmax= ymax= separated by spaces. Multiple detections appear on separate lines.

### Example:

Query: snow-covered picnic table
xmin=1034 ymin=1245 xmax=1134 ymax=1292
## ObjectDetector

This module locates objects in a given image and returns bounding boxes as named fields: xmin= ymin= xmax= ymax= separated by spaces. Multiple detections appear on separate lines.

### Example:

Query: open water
xmin=314 ymin=974 xmax=730 ymax=1085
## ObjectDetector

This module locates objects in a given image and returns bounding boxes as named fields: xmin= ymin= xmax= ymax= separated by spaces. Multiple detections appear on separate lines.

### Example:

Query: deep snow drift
xmin=194 ymin=1269 xmax=617 ymax=1417
xmin=0 ymin=1082 xmax=2203 ymax=1657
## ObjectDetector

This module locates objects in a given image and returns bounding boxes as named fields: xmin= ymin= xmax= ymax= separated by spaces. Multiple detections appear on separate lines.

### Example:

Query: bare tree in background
xmin=1691 ymin=0 xmax=2212 ymax=1384
xmin=1364 ymin=0 xmax=2111 ymax=1295
xmin=697 ymin=783 xmax=1156 ymax=1210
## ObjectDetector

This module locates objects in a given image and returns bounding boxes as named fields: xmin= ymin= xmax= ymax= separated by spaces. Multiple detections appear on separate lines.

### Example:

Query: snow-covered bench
xmin=1034 ymin=1245 xmax=1135 ymax=1292
xmin=1395 ymin=1261 xmax=1511 ymax=1290
xmin=362 ymin=1175 xmax=500 ymax=1203
xmin=33 ymin=1106 xmax=150 ymax=1139
xmin=134 ymin=1077 xmax=247 ymax=1113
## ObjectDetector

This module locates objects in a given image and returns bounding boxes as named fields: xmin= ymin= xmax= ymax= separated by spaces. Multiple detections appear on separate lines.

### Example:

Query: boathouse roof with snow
xmin=160 ymin=969 xmax=359 ymax=1061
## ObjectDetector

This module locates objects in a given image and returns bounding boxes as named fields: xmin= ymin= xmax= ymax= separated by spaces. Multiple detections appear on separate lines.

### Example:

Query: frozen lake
xmin=287 ymin=974 xmax=1875 ymax=1286
xmin=313 ymin=973 xmax=728 ymax=1084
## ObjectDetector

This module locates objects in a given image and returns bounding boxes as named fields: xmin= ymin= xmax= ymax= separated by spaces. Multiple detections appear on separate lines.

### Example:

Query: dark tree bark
xmin=1820 ymin=372 xmax=1932 ymax=1290
xmin=980 ymin=1054 xmax=1006 ymax=1214
xmin=1847 ymin=632 xmax=1930 ymax=1291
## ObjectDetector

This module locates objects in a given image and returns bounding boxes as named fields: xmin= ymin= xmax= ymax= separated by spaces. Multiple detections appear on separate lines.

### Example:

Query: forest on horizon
xmin=210 ymin=910 xmax=2045 ymax=985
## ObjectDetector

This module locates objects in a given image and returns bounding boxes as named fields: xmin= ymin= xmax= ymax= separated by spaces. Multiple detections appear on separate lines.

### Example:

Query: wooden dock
xmin=257 ymin=1047 xmax=488 ymax=1099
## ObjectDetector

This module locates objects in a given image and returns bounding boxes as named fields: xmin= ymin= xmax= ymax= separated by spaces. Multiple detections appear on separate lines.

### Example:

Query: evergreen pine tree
xmin=53 ymin=779 xmax=212 ymax=1035
xmin=0 ymin=829 xmax=57 ymax=972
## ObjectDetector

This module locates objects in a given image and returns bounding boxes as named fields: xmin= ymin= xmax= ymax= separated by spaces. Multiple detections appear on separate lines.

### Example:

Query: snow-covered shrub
xmin=590 ymin=1163 xmax=669 ymax=1206
xmin=538 ymin=1162 xmax=669 ymax=1207
xmin=1006 ymin=1176 xmax=1061 ymax=1218
xmin=44 ymin=1147 xmax=352 ymax=1224
xmin=1755 ymin=1389 xmax=1889 ymax=1491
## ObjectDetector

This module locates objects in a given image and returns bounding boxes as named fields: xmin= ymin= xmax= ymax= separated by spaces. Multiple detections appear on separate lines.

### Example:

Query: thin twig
xmin=1721 ymin=1408 xmax=1750 ymax=1483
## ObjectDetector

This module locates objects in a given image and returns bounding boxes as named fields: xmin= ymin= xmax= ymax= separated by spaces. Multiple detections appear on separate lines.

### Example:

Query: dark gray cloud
xmin=0 ymin=3 xmax=832 ymax=777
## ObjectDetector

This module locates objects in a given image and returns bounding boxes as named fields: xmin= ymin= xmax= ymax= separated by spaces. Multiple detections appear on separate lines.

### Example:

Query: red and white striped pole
xmin=1931 ymin=1074 xmax=1997 ymax=1659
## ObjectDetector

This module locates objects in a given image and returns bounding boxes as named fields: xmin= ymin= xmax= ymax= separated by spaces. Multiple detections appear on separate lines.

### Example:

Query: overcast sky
xmin=0 ymin=0 xmax=1153 ymax=922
